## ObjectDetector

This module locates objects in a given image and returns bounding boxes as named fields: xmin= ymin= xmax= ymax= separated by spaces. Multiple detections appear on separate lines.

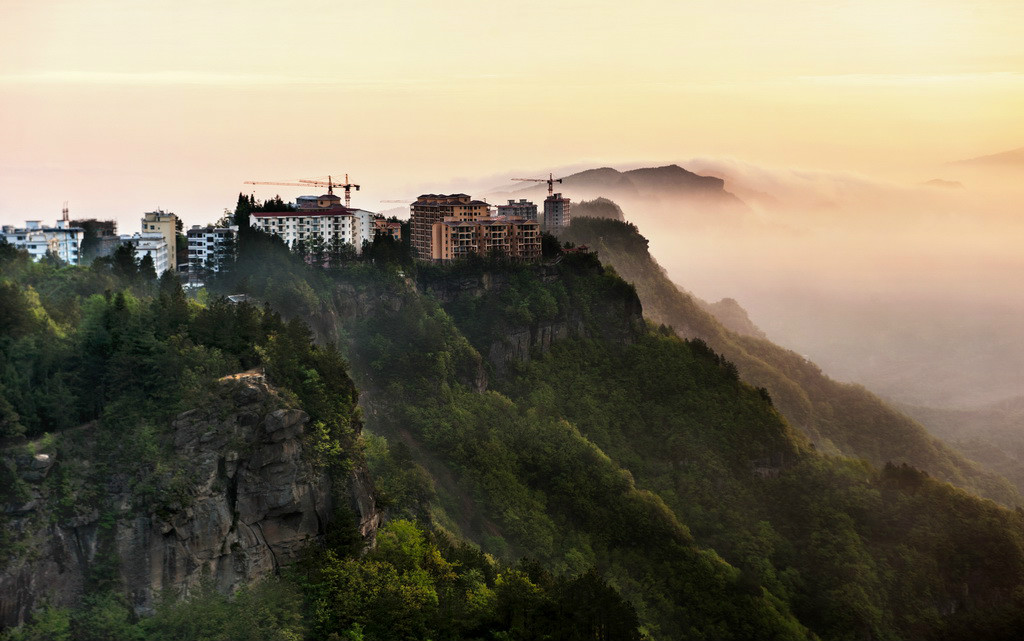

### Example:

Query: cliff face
xmin=0 ymin=373 xmax=379 ymax=628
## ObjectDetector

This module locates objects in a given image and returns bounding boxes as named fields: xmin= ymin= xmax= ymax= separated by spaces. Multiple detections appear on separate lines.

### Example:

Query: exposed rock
xmin=0 ymin=373 xmax=379 ymax=627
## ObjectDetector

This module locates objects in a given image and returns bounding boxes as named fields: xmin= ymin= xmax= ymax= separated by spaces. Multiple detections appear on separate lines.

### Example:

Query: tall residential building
xmin=2 ymin=220 xmax=84 ymax=265
xmin=497 ymin=199 xmax=538 ymax=221
xmin=187 ymin=224 xmax=238 ymax=278
xmin=409 ymin=194 xmax=491 ymax=259
xmin=141 ymin=210 xmax=179 ymax=271
xmin=119 ymin=232 xmax=170 ymax=274
xmin=543 ymin=193 xmax=571 ymax=231
xmin=431 ymin=216 xmax=541 ymax=261
xmin=249 ymin=193 xmax=376 ymax=251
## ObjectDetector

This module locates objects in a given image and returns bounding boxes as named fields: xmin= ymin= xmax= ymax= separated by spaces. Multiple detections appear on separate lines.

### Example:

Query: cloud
xmin=0 ymin=70 xmax=450 ymax=87
xmin=795 ymin=71 xmax=1024 ymax=87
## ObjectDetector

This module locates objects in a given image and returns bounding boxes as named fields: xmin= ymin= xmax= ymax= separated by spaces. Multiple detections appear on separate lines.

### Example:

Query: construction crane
xmin=244 ymin=174 xmax=361 ymax=208
xmin=511 ymin=172 xmax=564 ymax=197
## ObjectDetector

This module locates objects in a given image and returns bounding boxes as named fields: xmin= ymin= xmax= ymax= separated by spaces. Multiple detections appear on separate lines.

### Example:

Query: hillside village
xmin=1 ymin=179 xmax=574 ymax=278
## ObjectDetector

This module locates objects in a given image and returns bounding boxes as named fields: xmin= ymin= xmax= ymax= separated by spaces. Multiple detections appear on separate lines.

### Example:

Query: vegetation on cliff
xmin=558 ymin=215 xmax=1021 ymax=507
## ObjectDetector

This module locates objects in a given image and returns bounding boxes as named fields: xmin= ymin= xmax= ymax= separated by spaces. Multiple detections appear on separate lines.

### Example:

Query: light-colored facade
xmin=410 ymin=194 xmax=491 ymax=259
xmin=120 ymin=232 xmax=170 ymax=275
xmin=249 ymin=193 xmax=377 ymax=252
xmin=187 ymin=225 xmax=238 ymax=276
xmin=2 ymin=220 xmax=84 ymax=265
xmin=497 ymin=199 xmax=538 ymax=221
xmin=431 ymin=215 xmax=541 ymax=261
xmin=543 ymin=193 xmax=571 ymax=231
xmin=141 ymin=210 xmax=178 ymax=271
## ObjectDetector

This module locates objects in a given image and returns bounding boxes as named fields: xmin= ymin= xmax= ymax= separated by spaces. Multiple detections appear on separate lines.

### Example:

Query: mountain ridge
xmin=558 ymin=214 xmax=1021 ymax=506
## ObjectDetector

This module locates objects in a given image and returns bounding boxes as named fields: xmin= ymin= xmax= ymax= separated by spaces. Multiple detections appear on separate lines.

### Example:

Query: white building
xmin=187 ymin=224 xmax=237 ymax=276
xmin=2 ymin=220 xmax=84 ymax=265
xmin=119 ymin=232 xmax=170 ymax=275
xmin=249 ymin=193 xmax=378 ymax=252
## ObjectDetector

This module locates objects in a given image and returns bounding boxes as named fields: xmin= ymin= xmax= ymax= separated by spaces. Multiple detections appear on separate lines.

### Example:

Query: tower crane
xmin=244 ymin=174 xmax=361 ymax=208
xmin=511 ymin=172 xmax=564 ymax=197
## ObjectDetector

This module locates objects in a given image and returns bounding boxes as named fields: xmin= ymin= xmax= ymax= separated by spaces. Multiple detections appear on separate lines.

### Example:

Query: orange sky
xmin=2 ymin=0 xmax=1023 ymax=227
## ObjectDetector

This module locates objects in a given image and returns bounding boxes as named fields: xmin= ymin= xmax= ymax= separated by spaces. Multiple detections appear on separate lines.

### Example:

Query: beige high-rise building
xmin=409 ymin=194 xmax=491 ymax=259
xmin=141 ymin=210 xmax=178 ymax=271
xmin=431 ymin=215 xmax=541 ymax=261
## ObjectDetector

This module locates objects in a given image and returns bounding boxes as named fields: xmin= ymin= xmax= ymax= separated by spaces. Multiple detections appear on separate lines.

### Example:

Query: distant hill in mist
xmin=899 ymin=396 xmax=1024 ymax=494
xmin=952 ymin=147 xmax=1024 ymax=167
xmin=698 ymin=297 xmax=767 ymax=340
xmin=571 ymin=197 xmax=625 ymax=221
xmin=509 ymin=164 xmax=747 ymax=210
xmin=560 ymin=215 xmax=1022 ymax=506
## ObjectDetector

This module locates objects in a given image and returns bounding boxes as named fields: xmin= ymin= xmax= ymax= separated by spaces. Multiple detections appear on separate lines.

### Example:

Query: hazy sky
xmin=2 ymin=0 xmax=1023 ymax=227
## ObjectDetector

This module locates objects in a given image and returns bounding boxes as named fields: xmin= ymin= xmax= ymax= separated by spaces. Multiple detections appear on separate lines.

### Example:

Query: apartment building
xmin=187 ymin=224 xmax=238 ymax=276
xmin=249 ymin=192 xmax=376 ymax=251
xmin=409 ymin=194 xmax=491 ymax=259
xmin=1 ymin=220 xmax=84 ymax=265
xmin=373 ymin=217 xmax=403 ymax=241
xmin=497 ymin=199 xmax=538 ymax=221
xmin=141 ymin=210 xmax=179 ymax=271
xmin=119 ymin=232 xmax=170 ymax=274
xmin=431 ymin=215 xmax=541 ymax=261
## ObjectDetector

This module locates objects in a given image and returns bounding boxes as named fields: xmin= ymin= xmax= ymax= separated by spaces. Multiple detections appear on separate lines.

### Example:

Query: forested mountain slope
xmin=6 ymin=222 xmax=1024 ymax=640
xmin=558 ymin=216 xmax=1020 ymax=506
xmin=212 ymin=228 xmax=1024 ymax=639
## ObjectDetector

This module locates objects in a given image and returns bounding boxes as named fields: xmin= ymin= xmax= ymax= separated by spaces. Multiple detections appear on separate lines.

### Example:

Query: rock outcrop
xmin=0 ymin=373 xmax=379 ymax=628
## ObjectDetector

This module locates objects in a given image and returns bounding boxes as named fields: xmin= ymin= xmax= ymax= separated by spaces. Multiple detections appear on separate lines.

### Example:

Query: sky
xmin=2 ymin=0 xmax=1023 ymax=407
xmin=2 ymin=0 xmax=1024 ymax=228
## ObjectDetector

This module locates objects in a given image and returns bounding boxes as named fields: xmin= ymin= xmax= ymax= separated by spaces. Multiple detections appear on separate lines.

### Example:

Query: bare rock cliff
xmin=0 ymin=373 xmax=379 ymax=627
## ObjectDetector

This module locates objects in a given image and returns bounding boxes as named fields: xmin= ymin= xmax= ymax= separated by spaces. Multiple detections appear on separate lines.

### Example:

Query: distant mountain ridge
xmin=952 ymin=147 xmax=1024 ymax=166
xmin=508 ymin=164 xmax=747 ymax=209
xmin=559 ymin=215 xmax=1022 ymax=506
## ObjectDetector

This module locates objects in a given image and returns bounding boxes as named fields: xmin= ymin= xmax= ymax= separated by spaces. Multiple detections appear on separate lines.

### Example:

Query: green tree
xmin=138 ymin=254 xmax=157 ymax=281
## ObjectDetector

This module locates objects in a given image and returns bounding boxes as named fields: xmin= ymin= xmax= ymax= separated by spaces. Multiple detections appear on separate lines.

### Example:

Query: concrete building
xmin=249 ymin=193 xmax=377 ymax=252
xmin=119 ymin=232 xmax=170 ymax=275
xmin=543 ymin=193 xmax=571 ymax=231
xmin=187 ymin=224 xmax=238 ymax=278
xmin=2 ymin=219 xmax=84 ymax=265
xmin=373 ymin=216 xmax=403 ymax=241
xmin=409 ymin=194 xmax=491 ymax=259
xmin=431 ymin=215 xmax=541 ymax=261
xmin=71 ymin=219 xmax=119 ymax=262
xmin=141 ymin=210 xmax=179 ymax=271
xmin=497 ymin=199 xmax=538 ymax=221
